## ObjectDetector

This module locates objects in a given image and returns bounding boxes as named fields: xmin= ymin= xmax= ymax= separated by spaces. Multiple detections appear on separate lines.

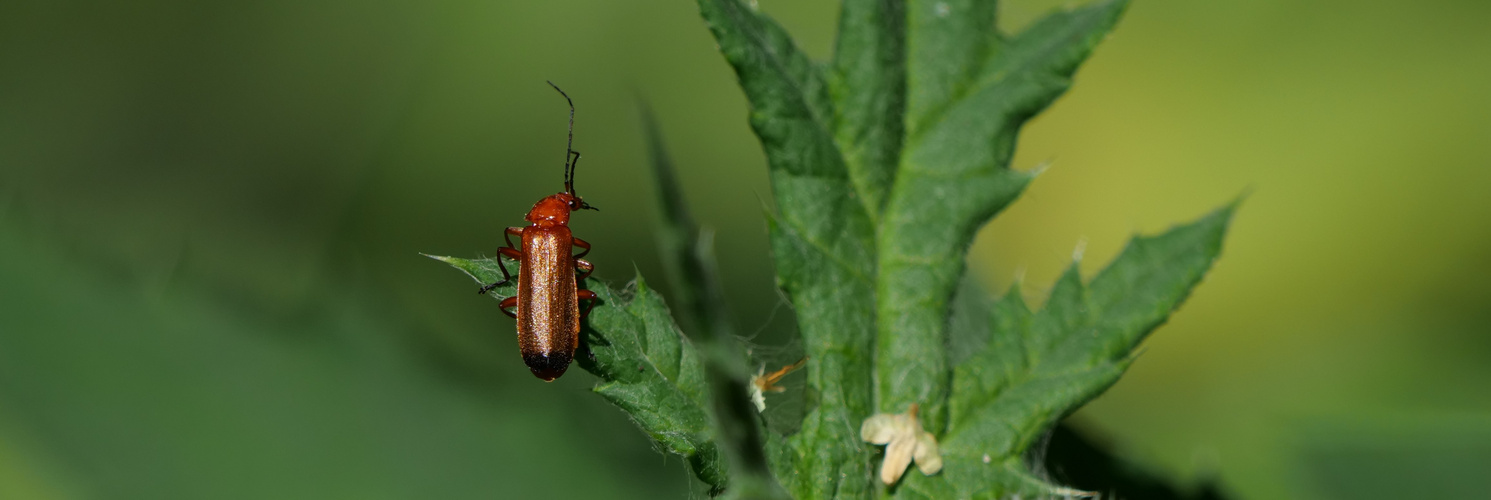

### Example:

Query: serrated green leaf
xmin=694 ymin=1 xmax=1237 ymax=498
xmin=877 ymin=0 xmax=1129 ymax=435
xmin=426 ymin=255 xmax=727 ymax=493
xmin=904 ymin=203 xmax=1235 ymax=499
xmin=697 ymin=1 xmax=880 ymax=498
xmin=424 ymin=253 xmax=519 ymax=299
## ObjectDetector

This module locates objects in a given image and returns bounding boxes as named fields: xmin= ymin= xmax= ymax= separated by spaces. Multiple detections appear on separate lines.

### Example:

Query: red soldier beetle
xmin=478 ymin=81 xmax=599 ymax=381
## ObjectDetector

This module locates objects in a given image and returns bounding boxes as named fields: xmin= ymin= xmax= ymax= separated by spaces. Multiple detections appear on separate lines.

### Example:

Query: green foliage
xmin=906 ymin=204 xmax=1235 ymax=498
xmin=697 ymin=0 xmax=880 ymax=497
xmin=425 ymin=255 xmax=729 ymax=493
xmin=878 ymin=0 xmax=1127 ymax=437
xmin=643 ymin=107 xmax=791 ymax=500
xmin=431 ymin=0 xmax=1236 ymax=498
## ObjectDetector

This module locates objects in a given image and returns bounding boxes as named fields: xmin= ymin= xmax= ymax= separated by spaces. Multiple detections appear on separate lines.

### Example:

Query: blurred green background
xmin=2 ymin=0 xmax=1488 ymax=498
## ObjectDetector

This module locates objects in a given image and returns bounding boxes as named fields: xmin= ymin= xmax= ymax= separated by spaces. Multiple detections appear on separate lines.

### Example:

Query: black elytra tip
xmin=524 ymin=352 xmax=573 ymax=382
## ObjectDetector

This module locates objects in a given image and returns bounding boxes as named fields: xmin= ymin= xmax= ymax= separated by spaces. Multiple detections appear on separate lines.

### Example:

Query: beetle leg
xmin=574 ymin=258 xmax=594 ymax=282
xmin=496 ymin=246 xmax=524 ymax=279
xmin=575 ymin=286 xmax=599 ymax=363
xmin=577 ymin=289 xmax=598 ymax=319
xmin=479 ymin=246 xmax=524 ymax=294
xmin=497 ymin=246 xmax=523 ymax=261
xmin=571 ymin=236 xmax=591 ymax=260
xmin=478 ymin=279 xmax=506 ymax=295
xmin=497 ymin=296 xmax=518 ymax=319
xmin=504 ymin=227 xmax=524 ymax=250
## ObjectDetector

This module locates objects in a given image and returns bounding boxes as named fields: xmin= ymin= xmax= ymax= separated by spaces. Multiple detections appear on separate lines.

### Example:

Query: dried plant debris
xmin=861 ymin=404 xmax=943 ymax=485
xmin=750 ymin=358 xmax=806 ymax=412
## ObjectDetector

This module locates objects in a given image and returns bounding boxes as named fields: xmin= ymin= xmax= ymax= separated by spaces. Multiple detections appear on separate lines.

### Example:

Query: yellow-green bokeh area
xmin=1 ymin=0 xmax=1488 ymax=499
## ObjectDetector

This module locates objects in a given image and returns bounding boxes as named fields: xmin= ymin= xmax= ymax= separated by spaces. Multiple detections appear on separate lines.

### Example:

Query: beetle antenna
xmin=547 ymin=81 xmax=577 ymax=196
